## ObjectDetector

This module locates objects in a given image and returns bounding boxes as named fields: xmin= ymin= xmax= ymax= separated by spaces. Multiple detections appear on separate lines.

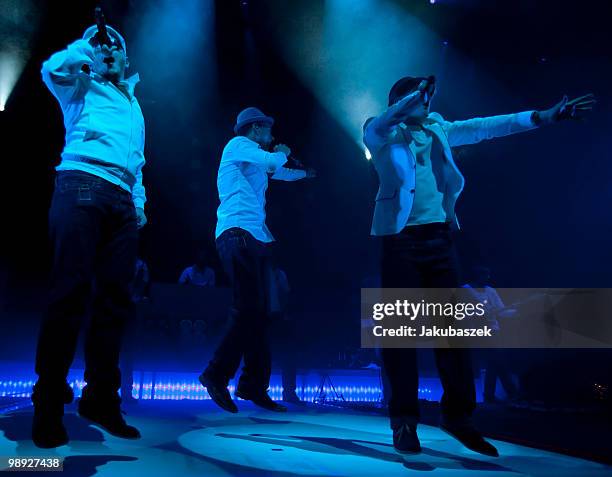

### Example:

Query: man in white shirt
xmin=199 ymin=107 xmax=315 ymax=413
xmin=364 ymin=75 xmax=593 ymax=456
xmin=32 ymin=23 xmax=146 ymax=448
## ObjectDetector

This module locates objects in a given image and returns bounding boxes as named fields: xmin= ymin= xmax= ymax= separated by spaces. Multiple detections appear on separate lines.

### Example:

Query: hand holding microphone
xmin=90 ymin=6 xmax=120 ymax=50
xmin=273 ymin=144 xmax=317 ymax=178
xmin=273 ymin=143 xmax=292 ymax=157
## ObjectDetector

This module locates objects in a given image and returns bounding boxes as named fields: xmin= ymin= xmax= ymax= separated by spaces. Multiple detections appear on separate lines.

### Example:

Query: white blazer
xmin=364 ymin=98 xmax=536 ymax=236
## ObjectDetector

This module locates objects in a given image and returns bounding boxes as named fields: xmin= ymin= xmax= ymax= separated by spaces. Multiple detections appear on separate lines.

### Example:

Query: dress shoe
xmin=393 ymin=423 xmax=421 ymax=454
xmin=235 ymin=388 xmax=287 ymax=412
xmin=78 ymin=397 xmax=140 ymax=439
xmin=199 ymin=373 xmax=238 ymax=413
xmin=440 ymin=417 xmax=498 ymax=457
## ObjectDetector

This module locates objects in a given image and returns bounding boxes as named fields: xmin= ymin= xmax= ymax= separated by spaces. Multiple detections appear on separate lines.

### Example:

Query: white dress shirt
xmin=215 ymin=136 xmax=307 ymax=242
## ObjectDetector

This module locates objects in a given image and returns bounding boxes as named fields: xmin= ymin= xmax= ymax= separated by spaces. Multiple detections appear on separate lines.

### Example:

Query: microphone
xmin=94 ymin=6 xmax=112 ymax=48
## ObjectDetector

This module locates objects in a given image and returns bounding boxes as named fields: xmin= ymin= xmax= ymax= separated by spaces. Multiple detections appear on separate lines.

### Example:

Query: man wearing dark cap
xmin=364 ymin=76 xmax=594 ymax=456
xmin=32 ymin=23 xmax=146 ymax=448
xmin=199 ymin=107 xmax=315 ymax=413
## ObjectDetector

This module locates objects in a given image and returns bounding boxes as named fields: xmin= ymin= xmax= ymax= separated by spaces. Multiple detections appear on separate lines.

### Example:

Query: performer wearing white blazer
xmin=364 ymin=75 xmax=593 ymax=456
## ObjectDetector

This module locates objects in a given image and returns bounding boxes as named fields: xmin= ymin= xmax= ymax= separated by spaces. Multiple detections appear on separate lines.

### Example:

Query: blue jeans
xmin=204 ymin=228 xmax=273 ymax=392
xmin=34 ymin=170 xmax=138 ymax=407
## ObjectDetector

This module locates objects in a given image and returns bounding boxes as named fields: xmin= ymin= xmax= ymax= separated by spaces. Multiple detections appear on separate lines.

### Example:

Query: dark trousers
xmin=484 ymin=349 xmax=518 ymax=401
xmin=270 ymin=316 xmax=297 ymax=394
xmin=205 ymin=228 xmax=273 ymax=392
xmin=34 ymin=171 xmax=138 ymax=407
xmin=380 ymin=222 xmax=476 ymax=428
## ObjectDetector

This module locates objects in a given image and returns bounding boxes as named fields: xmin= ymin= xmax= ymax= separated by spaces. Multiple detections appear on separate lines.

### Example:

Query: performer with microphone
xmin=199 ymin=107 xmax=315 ymax=413
xmin=32 ymin=8 xmax=146 ymax=447
xmin=364 ymin=75 xmax=594 ymax=456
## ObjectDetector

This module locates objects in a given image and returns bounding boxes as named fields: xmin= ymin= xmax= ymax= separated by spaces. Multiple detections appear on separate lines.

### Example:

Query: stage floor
xmin=0 ymin=401 xmax=609 ymax=477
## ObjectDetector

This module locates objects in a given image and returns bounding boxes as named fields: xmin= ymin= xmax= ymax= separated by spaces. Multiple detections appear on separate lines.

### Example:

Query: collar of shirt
xmin=120 ymin=72 xmax=140 ymax=97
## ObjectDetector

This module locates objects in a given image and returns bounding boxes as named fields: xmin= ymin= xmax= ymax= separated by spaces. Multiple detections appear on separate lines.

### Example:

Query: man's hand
xmin=274 ymin=144 xmax=292 ymax=157
xmin=136 ymin=207 xmax=147 ymax=229
xmin=305 ymin=168 xmax=317 ymax=179
xmin=535 ymin=94 xmax=596 ymax=125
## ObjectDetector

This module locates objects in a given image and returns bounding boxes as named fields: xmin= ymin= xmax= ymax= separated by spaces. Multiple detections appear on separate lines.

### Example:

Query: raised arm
xmin=364 ymin=89 xmax=426 ymax=154
xmin=41 ymin=39 xmax=95 ymax=102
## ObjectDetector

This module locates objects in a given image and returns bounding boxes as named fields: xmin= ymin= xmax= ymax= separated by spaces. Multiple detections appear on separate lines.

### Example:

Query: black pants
xmin=205 ymin=228 xmax=273 ymax=392
xmin=34 ymin=171 xmax=138 ymax=407
xmin=484 ymin=349 xmax=518 ymax=401
xmin=380 ymin=222 xmax=476 ymax=428
xmin=270 ymin=315 xmax=297 ymax=394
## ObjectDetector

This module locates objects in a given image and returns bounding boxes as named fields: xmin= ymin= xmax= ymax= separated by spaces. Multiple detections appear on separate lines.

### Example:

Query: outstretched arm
xmin=271 ymin=167 xmax=307 ymax=181
xmin=438 ymin=94 xmax=595 ymax=148
xmin=225 ymin=137 xmax=288 ymax=172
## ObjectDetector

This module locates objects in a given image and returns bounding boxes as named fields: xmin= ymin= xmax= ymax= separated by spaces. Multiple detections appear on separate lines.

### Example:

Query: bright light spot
xmin=0 ymin=53 xmax=23 ymax=112
xmin=430 ymin=0 xmax=437 ymax=4
xmin=364 ymin=146 xmax=372 ymax=160
xmin=266 ymin=0 xmax=443 ymax=149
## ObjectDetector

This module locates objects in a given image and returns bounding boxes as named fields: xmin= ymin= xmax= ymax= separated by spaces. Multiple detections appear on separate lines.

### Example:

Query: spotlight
xmin=0 ymin=53 xmax=23 ymax=112
xmin=364 ymin=146 xmax=372 ymax=161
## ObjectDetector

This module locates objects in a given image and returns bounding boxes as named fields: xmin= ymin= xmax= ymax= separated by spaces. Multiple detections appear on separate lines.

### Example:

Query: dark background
xmin=0 ymin=0 xmax=611 ymax=387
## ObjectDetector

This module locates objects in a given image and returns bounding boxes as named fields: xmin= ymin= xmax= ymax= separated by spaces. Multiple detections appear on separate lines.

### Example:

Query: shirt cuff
xmin=517 ymin=110 xmax=537 ymax=128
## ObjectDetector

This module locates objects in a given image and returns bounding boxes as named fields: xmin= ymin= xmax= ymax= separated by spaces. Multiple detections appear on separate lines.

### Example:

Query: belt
xmin=62 ymin=154 xmax=136 ymax=189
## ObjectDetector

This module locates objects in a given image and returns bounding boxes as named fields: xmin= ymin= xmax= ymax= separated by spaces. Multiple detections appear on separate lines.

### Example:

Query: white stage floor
xmin=0 ymin=401 xmax=609 ymax=476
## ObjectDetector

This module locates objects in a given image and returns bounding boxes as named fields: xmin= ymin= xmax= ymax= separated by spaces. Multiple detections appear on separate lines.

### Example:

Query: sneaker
xmin=440 ymin=417 xmax=498 ymax=457
xmin=393 ymin=424 xmax=421 ymax=454
xmin=78 ymin=397 xmax=141 ymax=439
xmin=199 ymin=373 xmax=238 ymax=413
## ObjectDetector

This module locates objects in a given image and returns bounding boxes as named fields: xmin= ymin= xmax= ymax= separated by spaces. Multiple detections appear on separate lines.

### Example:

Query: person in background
xmin=120 ymin=257 xmax=151 ymax=404
xmin=179 ymin=249 xmax=216 ymax=287
xmin=463 ymin=266 xmax=519 ymax=404
xmin=268 ymin=266 xmax=301 ymax=403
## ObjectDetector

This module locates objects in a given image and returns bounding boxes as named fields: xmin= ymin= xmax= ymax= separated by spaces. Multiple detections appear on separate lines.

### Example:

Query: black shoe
xmin=31 ymin=382 xmax=70 ymax=448
xmin=32 ymin=412 xmax=69 ymax=449
xmin=235 ymin=388 xmax=287 ymax=412
xmin=440 ymin=417 xmax=498 ymax=457
xmin=78 ymin=397 xmax=141 ymax=439
xmin=282 ymin=391 xmax=302 ymax=404
xmin=199 ymin=373 xmax=238 ymax=413
xmin=392 ymin=424 xmax=421 ymax=454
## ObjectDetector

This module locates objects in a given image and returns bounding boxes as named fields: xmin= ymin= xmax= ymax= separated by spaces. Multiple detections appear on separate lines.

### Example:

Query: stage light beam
xmin=0 ymin=52 xmax=23 ymax=111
